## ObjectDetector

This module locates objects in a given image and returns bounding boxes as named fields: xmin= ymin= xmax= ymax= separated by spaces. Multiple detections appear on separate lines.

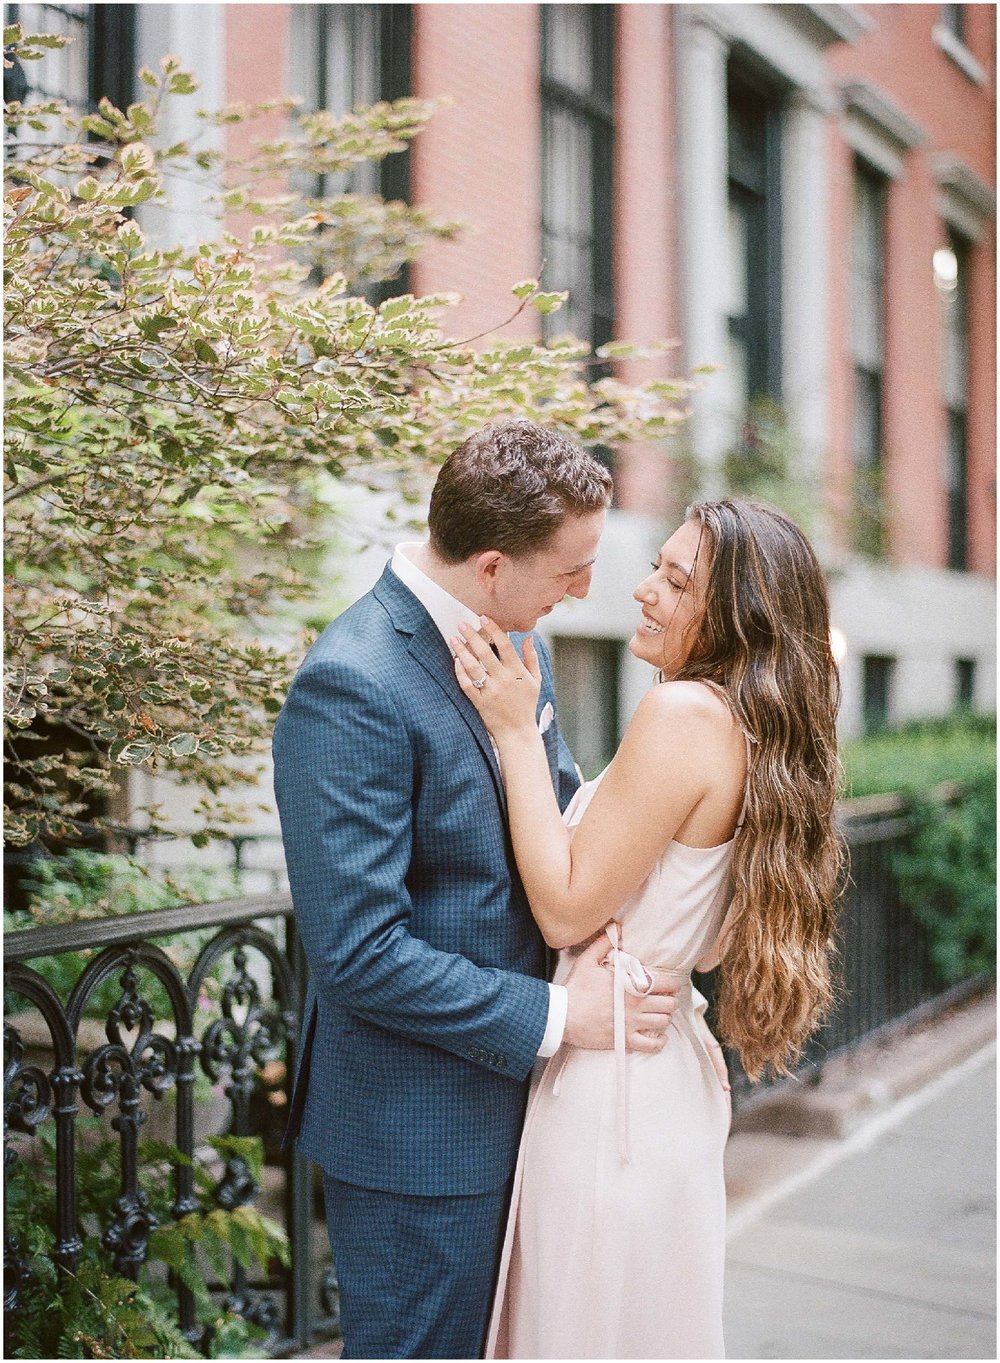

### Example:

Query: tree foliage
xmin=4 ymin=26 xmax=691 ymax=851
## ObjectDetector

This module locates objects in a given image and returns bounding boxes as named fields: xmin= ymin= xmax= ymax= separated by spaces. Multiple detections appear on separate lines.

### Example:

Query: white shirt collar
xmin=390 ymin=543 xmax=483 ymax=645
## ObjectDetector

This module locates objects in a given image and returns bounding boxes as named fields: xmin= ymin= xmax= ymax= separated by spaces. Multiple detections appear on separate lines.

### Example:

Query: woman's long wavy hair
xmin=676 ymin=498 xmax=843 ymax=1080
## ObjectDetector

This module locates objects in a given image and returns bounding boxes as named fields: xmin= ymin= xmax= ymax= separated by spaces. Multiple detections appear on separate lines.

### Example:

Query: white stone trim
xmin=934 ymin=153 xmax=997 ymax=243
xmin=676 ymin=8 xmax=733 ymax=495
xmin=686 ymin=3 xmax=849 ymax=101
xmin=831 ymin=563 xmax=997 ymax=737
xmin=135 ymin=5 xmax=225 ymax=247
xmin=782 ymin=92 xmax=832 ymax=556
xmin=799 ymin=4 xmax=873 ymax=47
xmin=840 ymin=80 xmax=925 ymax=180
xmin=677 ymin=5 xmax=840 ymax=514
xmin=932 ymin=22 xmax=987 ymax=86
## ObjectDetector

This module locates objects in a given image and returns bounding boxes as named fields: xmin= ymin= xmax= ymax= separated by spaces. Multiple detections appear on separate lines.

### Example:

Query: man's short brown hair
xmin=427 ymin=419 xmax=613 ymax=563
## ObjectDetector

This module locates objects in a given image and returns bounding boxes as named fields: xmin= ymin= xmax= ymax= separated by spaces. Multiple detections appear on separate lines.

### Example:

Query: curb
xmin=725 ymin=1037 xmax=995 ymax=1244
xmin=730 ymin=984 xmax=996 ymax=1140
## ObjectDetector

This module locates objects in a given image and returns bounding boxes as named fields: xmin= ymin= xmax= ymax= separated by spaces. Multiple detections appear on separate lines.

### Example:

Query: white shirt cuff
xmin=537 ymin=983 xmax=568 ymax=1057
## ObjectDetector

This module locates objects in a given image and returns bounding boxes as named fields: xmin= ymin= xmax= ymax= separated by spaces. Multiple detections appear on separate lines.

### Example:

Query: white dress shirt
xmin=391 ymin=543 xmax=568 ymax=1058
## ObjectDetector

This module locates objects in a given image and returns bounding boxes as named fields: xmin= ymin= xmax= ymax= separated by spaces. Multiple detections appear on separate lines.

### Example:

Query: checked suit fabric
xmin=273 ymin=562 xmax=581 ymax=1198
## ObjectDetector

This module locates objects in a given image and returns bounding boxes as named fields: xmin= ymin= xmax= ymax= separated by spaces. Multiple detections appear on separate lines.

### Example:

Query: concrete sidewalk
xmin=302 ymin=989 xmax=996 ymax=1359
xmin=723 ymin=1037 xmax=996 ymax=1359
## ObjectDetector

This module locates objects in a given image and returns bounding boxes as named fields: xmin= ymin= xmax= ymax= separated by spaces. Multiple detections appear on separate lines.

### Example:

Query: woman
xmin=450 ymin=498 xmax=842 ymax=1360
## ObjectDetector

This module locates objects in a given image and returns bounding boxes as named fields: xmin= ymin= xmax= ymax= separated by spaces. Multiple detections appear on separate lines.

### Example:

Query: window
xmin=851 ymin=161 xmax=888 ymax=556
xmin=289 ymin=4 xmax=412 ymax=295
xmin=937 ymin=230 xmax=971 ymax=570
xmin=725 ymin=68 xmax=783 ymax=414
xmin=954 ymin=657 xmax=976 ymax=708
xmin=540 ymin=5 xmax=615 ymax=353
xmin=4 ymin=3 xmax=135 ymax=115
xmin=861 ymin=654 xmax=895 ymax=735
xmin=290 ymin=5 xmax=410 ymax=199
xmin=933 ymin=3 xmax=986 ymax=82
xmin=552 ymin=637 xmax=621 ymax=779
xmin=940 ymin=4 xmax=966 ymax=44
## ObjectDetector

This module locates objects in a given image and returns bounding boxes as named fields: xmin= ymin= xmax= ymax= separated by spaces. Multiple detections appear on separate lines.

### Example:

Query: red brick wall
xmin=613 ymin=5 xmax=680 ymax=521
xmin=409 ymin=5 xmax=542 ymax=342
xmin=826 ymin=4 xmax=996 ymax=574
xmin=224 ymin=5 xmax=293 ymax=242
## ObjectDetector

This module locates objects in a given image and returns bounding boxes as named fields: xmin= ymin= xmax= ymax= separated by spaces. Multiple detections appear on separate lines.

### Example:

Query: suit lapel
xmin=374 ymin=566 xmax=508 ymax=814
xmin=407 ymin=618 xmax=508 ymax=815
xmin=541 ymin=722 xmax=559 ymax=790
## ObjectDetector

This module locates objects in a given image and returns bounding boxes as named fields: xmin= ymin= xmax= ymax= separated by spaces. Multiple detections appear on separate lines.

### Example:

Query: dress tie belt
xmin=549 ymin=925 xmax=692 ymax=1164
xmin=605 ymin=923 xmax=693 ymax=1165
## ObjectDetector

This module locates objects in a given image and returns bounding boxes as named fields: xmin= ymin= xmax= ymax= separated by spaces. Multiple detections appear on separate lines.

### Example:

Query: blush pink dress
xmin=485 ymin=768 xmax=740 ymax=1360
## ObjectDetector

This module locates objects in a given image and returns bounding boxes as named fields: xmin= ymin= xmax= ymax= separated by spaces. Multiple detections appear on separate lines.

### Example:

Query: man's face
xmin=484 ymin=509 xmax=607 ymax=632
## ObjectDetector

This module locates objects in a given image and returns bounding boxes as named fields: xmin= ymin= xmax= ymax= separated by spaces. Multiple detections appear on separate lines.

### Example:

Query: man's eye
xmin=649 ymin=561 xmax=660 ymax=571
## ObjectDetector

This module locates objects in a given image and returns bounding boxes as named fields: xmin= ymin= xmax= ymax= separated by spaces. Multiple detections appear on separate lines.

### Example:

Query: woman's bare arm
xmin=452 ymin=620 xmax=743 ymax=948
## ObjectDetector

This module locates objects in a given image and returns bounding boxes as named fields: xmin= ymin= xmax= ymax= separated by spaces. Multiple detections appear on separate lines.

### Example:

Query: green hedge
xmin=842 ymin=713 xmax=996 ymax=990
xmin=895 ymin=775 xmax=996 ymax=987
xmin=842 ymin=711 xmax=996 ymax=798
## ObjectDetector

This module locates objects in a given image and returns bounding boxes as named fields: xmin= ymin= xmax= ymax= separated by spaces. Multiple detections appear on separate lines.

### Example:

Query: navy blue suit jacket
xmin=272 ymin=564 xmax=580 ymax=1196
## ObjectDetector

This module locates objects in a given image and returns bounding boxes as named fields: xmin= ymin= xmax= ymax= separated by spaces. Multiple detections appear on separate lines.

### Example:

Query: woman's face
xmin=629 ymin=518 xmax=709 ymax=675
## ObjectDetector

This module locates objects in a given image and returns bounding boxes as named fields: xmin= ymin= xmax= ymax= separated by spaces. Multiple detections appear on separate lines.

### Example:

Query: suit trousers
xmin=323 ymin=1174 xmax=513 ymax=1359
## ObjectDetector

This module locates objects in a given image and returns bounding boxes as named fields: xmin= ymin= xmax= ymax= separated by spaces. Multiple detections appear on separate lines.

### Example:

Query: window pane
xmin=954 ymin=657 xmax=976 ymax=708
xmin=290 ymin=5 xmax=387 ymax=198
xmin=726 ymin=67 xmax=780 ymax=403
xmin=946 ymin=408 xmax=968 ymax=570
xmin=862 ymin=655 xmax=895 ymax=734
xmin=851 ymin=167 xmax=885 ymax=371
xmin=544 ymin=4 xmax=593 ymax=94
xmin=941 ymin=3 xmax=966 ymax=41
xmin=852 ymin=367 xmax=881 ymax=469
xmin=541 ymin=7 xmax=613 ymax=354
xmin=941 ymin=233 xmax=969 ymax=410
xmin=727 ymin=81 xmax=768 ymax=195
xmin=7 ymin=3 xmax=90 ymax=107
xmin=726 ymin=200 xmax=749 ymax=317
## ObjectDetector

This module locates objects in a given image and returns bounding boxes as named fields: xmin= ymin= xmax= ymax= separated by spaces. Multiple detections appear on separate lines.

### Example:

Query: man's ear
xmin=472 ymin=549 xmax=503 ymax=596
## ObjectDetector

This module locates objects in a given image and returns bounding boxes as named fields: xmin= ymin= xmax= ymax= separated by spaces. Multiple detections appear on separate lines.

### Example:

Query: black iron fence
xmin=714 ymin=788 xmax=978 ymax=1106
xmin=2 ymin=794 xmax=982 ymax=1357
xmin=3 ymin=893 xmax=337 ymax=1358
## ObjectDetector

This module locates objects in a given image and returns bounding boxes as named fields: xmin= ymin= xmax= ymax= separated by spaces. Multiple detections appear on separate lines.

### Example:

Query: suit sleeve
xmin=272 ymin=657 xmax=550 ymax=1082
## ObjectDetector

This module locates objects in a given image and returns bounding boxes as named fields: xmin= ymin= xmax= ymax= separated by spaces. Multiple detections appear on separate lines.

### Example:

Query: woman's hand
xmin=451 ymin=617 xmax=542 ymax=740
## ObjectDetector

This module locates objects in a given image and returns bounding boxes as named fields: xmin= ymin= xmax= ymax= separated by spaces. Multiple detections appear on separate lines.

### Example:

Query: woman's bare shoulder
xmin=634 ymin=678 xmax=740 ymax=737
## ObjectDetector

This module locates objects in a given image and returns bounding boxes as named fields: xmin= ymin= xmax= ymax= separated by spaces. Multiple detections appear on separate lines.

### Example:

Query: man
xmin=273 ymin=419 xmax=679 ymax=1359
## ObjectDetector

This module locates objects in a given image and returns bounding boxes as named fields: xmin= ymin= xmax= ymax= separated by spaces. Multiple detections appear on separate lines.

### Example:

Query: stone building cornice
xmin=934 ymin=154 xmax=997 ymax=242
xmin=840 ymin=79 xmax=925 ymax=179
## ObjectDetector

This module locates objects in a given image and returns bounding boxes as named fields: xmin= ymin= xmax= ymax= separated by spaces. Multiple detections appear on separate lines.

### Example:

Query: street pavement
xmin=723 ymin=1045 xmax=996 ymax=1360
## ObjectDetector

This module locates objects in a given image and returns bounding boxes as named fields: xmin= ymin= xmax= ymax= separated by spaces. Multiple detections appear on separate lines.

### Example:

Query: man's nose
xmin=567 ymin=566 xmax=593 ymax=600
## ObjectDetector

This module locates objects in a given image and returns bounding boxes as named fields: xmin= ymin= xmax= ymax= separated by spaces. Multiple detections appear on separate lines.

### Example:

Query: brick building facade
xmin=10 ymin=1 xmax=995 ymax=804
